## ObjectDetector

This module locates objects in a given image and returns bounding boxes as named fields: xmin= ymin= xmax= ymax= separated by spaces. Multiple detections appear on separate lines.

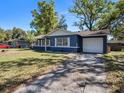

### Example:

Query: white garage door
xmin=83 ymin=37 xmax=103 ymax=53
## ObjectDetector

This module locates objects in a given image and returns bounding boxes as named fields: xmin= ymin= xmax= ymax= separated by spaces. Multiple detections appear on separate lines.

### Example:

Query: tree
xmin=31 ymin=0 xmax=58 ymax=34
xmin=0 ymin=27 xmax=27 ymax=42
xmin=0 ymin=28 xmax=6 ymax=42
xmin=11 ymin=27 xmax=26 ymax=39
xmin=5 ymin=29 xmax=13 ymax=41
xmin=70 ymin=0 xmax=109 ymax=31
xmin=97 ymin=0 xmax=124 ymax=40
xmin=25 ymin=31 xmax=36 ymax=47
xmin=57 ymin=15 xmax=67 ymax=30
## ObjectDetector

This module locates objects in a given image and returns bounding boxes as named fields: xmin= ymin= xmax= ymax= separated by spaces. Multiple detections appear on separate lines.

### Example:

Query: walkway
xmin=13 ymin=54 xmax=109 ymax=93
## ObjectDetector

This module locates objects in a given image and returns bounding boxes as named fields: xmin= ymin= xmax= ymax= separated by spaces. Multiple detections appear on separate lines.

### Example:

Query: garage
xmin=83 ymin=37 xmax=104 ymax=53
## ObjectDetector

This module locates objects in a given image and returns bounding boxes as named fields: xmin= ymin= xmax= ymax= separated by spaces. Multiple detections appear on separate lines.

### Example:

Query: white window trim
xmin=68 ymin=37 xmax=70 ymax=47
xmin=55 ymin=37 xmax=70 ymax=47
xmin=48 ymin=46 xmax=79 ymax=48
xmin=38 ymin=40 xmax=40 ymax=46
xmin=39 ymin=39 xmax=50 ymax=47
xmin=55 ymin=38 xmax=57 ymax=46
xmin=41 ymin=39 xmax=45 ymax=46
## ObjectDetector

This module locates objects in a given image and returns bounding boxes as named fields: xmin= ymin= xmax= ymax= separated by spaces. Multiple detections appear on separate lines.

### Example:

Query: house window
xmin=40 ymin=39 xmax=50 ymax=46
xmin=56 ymin=38 xmax=63 ymax=46
xmin=46 ymin=38 xmax=50 ymax=46
xmin=37 ymin=40 xmax=41 ymax=46
xmin=41 ymin=39 xmax=45 ymax=46
xmin=55 ymin=37 xmax=70 ymax=47
xmin=39 ymin=40 xmax=41 ymax=46
xmin=36 ymin=40 xmax=38 ymax=46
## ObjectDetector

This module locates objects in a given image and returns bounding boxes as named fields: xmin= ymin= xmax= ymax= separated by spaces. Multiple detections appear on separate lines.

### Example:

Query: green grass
xmin=0 ymin=48 xmax=71 ymax=93
xmin=103 ymin=51 xmax=124 ymax=93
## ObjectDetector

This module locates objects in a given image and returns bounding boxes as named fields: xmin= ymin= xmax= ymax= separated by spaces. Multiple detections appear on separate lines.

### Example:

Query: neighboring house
xmin=7 ymin=39 xmax=29 ymax=48
xmin=33 ymin=29 xmax=109 ymax=54
xmin=108 ymin=40 xmax=124 ymax=51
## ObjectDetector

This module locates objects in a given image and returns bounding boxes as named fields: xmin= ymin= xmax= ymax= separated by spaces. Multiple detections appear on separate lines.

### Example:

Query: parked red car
xmin=0 ymin=44 xmax=10 ymax=48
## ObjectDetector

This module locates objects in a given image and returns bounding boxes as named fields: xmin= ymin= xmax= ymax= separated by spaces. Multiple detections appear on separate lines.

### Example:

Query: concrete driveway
xmin=13 ymin=54 xmax=109 ymax=93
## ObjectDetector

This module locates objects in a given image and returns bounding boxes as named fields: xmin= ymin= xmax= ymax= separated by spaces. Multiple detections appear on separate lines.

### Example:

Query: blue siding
xmin=50 ymin=38 xmax=55 ymax=46
xmin=49 ymin=47 xmax=79 ymax=52
xmin=103 ymin=36 xmax=107 ymax=53
xmin=32 ymin=46 xmax=45 ymax=51
xmin=33 ymin=46 xmax=79 ymax=52
xmin=70 ymin=35 xmax=77 ymax=47
xmin=77 ymin=35 xmax=82 ymax=52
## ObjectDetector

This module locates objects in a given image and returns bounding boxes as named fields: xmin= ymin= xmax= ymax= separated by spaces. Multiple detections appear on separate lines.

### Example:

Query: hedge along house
xmin=33 ymin=29 xmax=109 ymax=54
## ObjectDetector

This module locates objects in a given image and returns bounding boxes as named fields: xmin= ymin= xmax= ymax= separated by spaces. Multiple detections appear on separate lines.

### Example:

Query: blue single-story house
xmin=33 ymin=29 xmax=109 ymax=54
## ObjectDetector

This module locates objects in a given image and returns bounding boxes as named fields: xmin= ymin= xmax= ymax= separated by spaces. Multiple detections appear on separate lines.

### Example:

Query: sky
xmin=0 ymin=0 xmax=118 ymax=32
xmin=0 ymin=0 xmax=79 ymax=32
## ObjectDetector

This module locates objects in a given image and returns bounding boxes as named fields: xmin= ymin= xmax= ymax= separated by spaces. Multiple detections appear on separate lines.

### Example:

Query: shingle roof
xmin=35 ymin=35 xmax=45 ymax=39
xmin=35 ymin=29 xmax=109 ymax=39
xmin=75 ymin=29 xmax=109 ymax=36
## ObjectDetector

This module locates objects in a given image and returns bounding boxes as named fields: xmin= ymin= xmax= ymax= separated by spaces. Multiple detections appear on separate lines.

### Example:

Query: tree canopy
xmin=25 ymin=31 xmax=36 ymax=47
xmin=31 ymin=0 xmax=58 ymax=34
xmin=70 ymin=0 xmax=124 ymax=40
xmin=0 ymin=0 xmax=123 ymax=41
xmin=0 ymin=27 xmax=26 ymax=42
xmin=0 ymin=28 xmax=7 ymax=42
xmin=57 ymin=15 xmax=68 ymax=30
xmin=70 ymin=0 xmax=109 ymax=31
xmin=11 ymin=27 xmax=26 ymax=39
xmin=97 ymin=0 xmax=124 ymax=40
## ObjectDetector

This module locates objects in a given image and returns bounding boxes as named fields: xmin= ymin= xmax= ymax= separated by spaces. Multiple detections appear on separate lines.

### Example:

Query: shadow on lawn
xmin=17 ymin=48 xmax=31 ymax=51
xmin=105 ymin=55 xmax=124 ymax=93
xmin=32 ymin=49 xmax=71 ymax=55
xmin=13 ymin=55 xmax=109 ymax=93
xmin=0 ymin=57 xmax=65 ymax=92
xmin=0 ymin=58 xmax=63 ymax=70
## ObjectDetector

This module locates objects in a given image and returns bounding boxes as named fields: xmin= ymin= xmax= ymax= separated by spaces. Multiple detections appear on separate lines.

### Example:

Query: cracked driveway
xmin=13 ymin=54 xmax=109 ymax=93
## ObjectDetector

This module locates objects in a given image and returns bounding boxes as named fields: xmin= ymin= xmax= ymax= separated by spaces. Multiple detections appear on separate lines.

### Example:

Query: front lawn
xmin=103 ymin=52 xmax=124 ymax=93
xmin=0 ymin=49 xmax=72 ymax=93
